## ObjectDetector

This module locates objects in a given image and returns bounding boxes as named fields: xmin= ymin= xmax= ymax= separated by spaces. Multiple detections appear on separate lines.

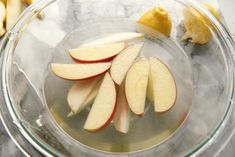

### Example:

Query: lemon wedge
xmin=204 ymin=3 xmax=221 ymax=21
xmin=0 ymin=1 xmax=5 ymax=21
xmin=0 ymin=0 xmax=6 ymax=5
xmin=138 ymin=6 xmax=172 ymax=37
xmin=182 ymin=4 xmax=221 ymax=45
xmin=0 ymin=27 xmax=5 ymax=37
xmin=182 ymin=8 xmax=212 ymax=45
xmin=26 ymin=0 xmax=35 ymax=5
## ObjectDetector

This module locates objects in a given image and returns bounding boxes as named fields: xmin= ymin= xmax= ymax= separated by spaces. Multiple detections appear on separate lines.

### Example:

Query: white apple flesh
xmin=146 ymin=73 xmax=154 ymax=102
xmin=114 ymin=84 xmax=131 ymax=133
xmin=81 ymin=32 xmax=144 ymax=47
xmin=125 ymin=60 xmax=149 ymax=115
xmin=67 ymin=78 xmax=101 ymax=117
xmin=69 ymin=42 xmax=126 ymax=63
xmin=84 ymin=73 xmax=117 ymax=132
xmin=81 ymin=85 xmax=99 ymax=108
xmin=110 ymin=43 xmax=144 ymax=85
xmin=51 ymin=62 xmax=111 ymax=80
xmin=67 ymin=88 xmax=99 ymax=117
xmin=149 ymin=57 xmax=177 ymax=113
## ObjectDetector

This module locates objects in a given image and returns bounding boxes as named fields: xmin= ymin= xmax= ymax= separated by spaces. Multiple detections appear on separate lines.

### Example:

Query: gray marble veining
xmin=0 ymin=122 xmax=22 ymax=157
xmin=0 ymin=0 xmax=235 ymax=157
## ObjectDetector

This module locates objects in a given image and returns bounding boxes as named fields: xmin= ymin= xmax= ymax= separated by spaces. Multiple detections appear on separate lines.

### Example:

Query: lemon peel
xmin=182 ymin=4 xmax=221 ymax=45
xmin=204 ymin=3 xmax=221 ymax=21
xmin=138 ymin=6 xmax=172 ymax=37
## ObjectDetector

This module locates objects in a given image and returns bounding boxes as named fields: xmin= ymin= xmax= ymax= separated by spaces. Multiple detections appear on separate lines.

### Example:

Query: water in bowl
xmin=44 ymin=21 xmax=193 ymax=153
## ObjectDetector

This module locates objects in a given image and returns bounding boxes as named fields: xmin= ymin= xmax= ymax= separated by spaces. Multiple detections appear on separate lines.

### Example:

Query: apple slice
xmin=81 ymin=32 xmax=144 ymax=47
xmin=69 ymin=42 xmax=126 ymax=63
xmin=110 ymin=43 xmax=144 ymax=85
xmin=114 ymin=83 xmax=131 ymax=133
xmin=125 ymin=60 xmax=149 ymax=115
xmin=51 ymin=62 xmax=111 ymax=80
xmin=84 ymin=73 xmax=117 ymax=131
xmin=149 ymin=57 xmax=177 ymax=113
xmin=67 ymin=78 xmax=101 ymax=117
xmin=146 ymin=73 xmax=154 ymax=102
xmin=80 ymin=84 xmax=99 ymax=107
xmin=68 ymin=88 xmax=100 ymax=117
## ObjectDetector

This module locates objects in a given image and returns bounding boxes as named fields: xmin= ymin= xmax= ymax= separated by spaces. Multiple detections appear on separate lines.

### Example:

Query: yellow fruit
xmin=204 ymin=3 xmax=221 ymax=21
xmin=138 ymin=6 xmax=172 ymax=37
xmin=182 ymin=4 xmax=221 ymax=45
xmin=6 ymin=0 xmax=22 ymax=30
xmin=26 ymin=0 xmax=34 ymax=5
xmin=0 ymin=27 xmax=5 ymax=37
xmin=182 ymin=8 xmax=212 ymax=45
xmin=0 ymin=1 xmax=6 ymax=21
xmin=0 ymin=0 xmax=6 ymax=5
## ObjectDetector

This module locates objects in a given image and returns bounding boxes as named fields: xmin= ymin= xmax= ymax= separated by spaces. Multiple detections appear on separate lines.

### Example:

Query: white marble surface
xmin=0 ymin=0 xmax=235 ymax=157
xmin=0 ymin=122 xmax=22 ymax=157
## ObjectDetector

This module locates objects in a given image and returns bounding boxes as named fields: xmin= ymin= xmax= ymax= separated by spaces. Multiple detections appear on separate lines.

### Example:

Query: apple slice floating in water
xmin=146 ymin=71 xmax=154 ymax=102
xmin=84 ymin=73 xmax=117 ymax=132
xmin=67 ymin=78 xmax=101 ymax=117
xmin=51 ymin=62 xmax=111 ymax=80
xmin=50 ymin=30 xmax=179 ymax=134
xmin=125 ymin=60 xmax=149 ymax=116
xmin=69 ymin=42 xmax=126 ymax=63
xmin=80 ymin=85 xmax=99 ymax=108
xmin=81 ymin=32 xmax=144 ymax=47
xmin=111 ymin=43 xmax=144 ymax=85
xmin=114 ymin=83 xmax=131 ymax=133
xmin=149 ymin=57 xmax=177 ymax=113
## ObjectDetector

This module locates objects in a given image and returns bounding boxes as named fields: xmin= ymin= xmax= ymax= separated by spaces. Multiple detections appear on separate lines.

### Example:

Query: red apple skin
xmin=71 ymin=55 xmax=117 ymax=63
xmin=178 ymin=111 xmax=188 ymax=127
xmin=52 ymin=68 xmax=109 ymax=81
xmin=86 ymin=85 xmax=118 ymax=132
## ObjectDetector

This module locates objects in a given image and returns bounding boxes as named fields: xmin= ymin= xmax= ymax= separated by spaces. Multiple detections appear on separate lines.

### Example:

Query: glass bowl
xmin=0 ymin=0 xmax=235 ymax=156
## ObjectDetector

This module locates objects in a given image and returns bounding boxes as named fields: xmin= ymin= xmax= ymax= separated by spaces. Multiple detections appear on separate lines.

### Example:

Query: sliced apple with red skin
xmin=125 ymin=60 xmax=149 ymax=116
xmin=67 ymin=78 xmax=101 ymax=117
xmin=149 ymin=57 xmax=177 ymax=113
xmin=110 ymin=43 xmax=144 ymax=85
xmin=69 ymin=42 xmax=126 ymax=63
xmin=51 ymin=62 xmax=111 ymax=80
xmin=84 ymin=73 xmax=117 ymax=132
xmin=81 ymin=32 xmax=144 ymax=47
xmin=114 ymin=83 xmax=131 ymax=133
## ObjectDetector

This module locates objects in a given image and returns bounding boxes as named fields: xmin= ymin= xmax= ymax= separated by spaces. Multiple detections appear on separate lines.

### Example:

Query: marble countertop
xmin=0 ymin=122 xmax=23 ymax=157
xmin=1 ymin=0 xmax=235 ymax=157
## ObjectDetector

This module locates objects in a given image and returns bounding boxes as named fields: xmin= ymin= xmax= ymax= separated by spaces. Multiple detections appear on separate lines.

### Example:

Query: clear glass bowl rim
xmin=0 ymin=0 xmax=235 ymax=156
